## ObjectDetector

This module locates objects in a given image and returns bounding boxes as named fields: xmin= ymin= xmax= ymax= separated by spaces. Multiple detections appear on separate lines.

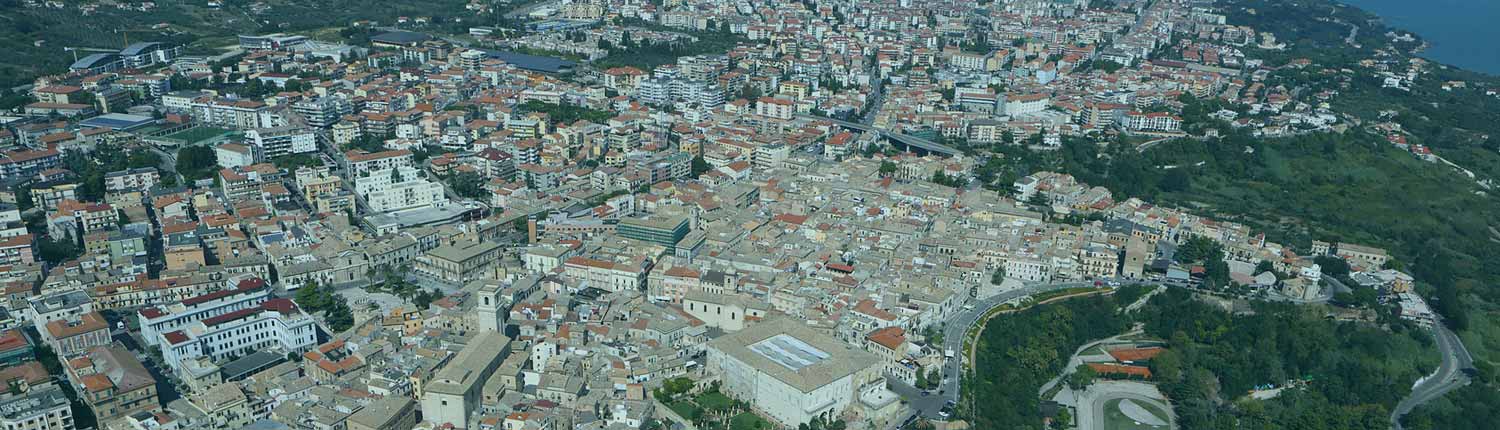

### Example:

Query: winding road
xmin=885 ymin=279 xmax=1122 ymax=428
xmin=1391 ymin=319 xmax=1474 ymax=430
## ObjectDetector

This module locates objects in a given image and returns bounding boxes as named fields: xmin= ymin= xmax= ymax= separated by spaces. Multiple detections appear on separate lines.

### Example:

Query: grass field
xmin=668 ymin=401 xmax=699 ymax=420
xmin=1102 ymin=398 xmax=1171 ymax=430
xmin=729 ymin=412 xmax=771 ymax=430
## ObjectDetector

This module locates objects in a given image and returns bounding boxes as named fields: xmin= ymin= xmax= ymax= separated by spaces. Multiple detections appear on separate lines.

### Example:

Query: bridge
xmin=798 ymin=114 xmax=964 ymax=156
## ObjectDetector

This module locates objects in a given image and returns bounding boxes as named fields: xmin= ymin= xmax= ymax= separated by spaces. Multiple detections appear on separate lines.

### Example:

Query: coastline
xmin=1336 ymin=0 xmax=1500 ymax=75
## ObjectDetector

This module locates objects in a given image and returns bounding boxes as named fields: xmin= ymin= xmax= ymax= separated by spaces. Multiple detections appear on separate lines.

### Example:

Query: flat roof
xmin=709 ymin=317 xmax=878 ymax=392
xmin=749 ymin=334 xmax=830 ymax=371
xmin=480 ymin=50 xmax=576 ymax=73
xmin=80 ymin=113 xmax=156 ymax=131
xmin=220 ymin=350 xmax=286 ymax=381
xmin=371 ymin=31 xmax=432 ymax=45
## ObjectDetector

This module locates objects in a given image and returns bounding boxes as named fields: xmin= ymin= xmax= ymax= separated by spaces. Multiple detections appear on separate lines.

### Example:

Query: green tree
xmin=37 ymin=237 xmax=81 ymax=264
xmin=176 ymin=146 xmax=219 ymax=181
xmin=690 ymin=156 xmax=711 ymax=178
xmin=1066 ymin=364 xmax=1096 ymax=390
xmin=448 ymin=172 xmax=488 ymax=199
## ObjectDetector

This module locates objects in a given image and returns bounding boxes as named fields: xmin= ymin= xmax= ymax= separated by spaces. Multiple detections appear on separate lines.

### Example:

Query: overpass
xmin=798 ymin=114 xmax=964 ymax=156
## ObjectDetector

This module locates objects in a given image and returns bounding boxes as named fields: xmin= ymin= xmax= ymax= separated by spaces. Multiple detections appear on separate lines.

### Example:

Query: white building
xmin=0 ymin=385 xmax=73 ymax=430
xmin=1003 ymin=93 xmax=1050 ymax=116
xmin=354 ymin=166 xmax=447 ymax=213
xmin=244 ymin=126 xmax=317 ymax=158
xmin=344 ymin=150 xmax=414 ymax=178
xmin=155 ymin=297 xmax=317 ymax=375
xmin=138 ymin=278 xmax=270 ymax=348
xmin=215 ymin=143 xmax=260 ymax=169
xmin=755 ymin=97 xmax=794 ymax=120
xmin=706 ymin=318 xmax=881 ymax=427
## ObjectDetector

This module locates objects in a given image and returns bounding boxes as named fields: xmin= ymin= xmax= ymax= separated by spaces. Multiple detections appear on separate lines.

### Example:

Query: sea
xmin=1340 ymin=0 xmax=1500 ymax=75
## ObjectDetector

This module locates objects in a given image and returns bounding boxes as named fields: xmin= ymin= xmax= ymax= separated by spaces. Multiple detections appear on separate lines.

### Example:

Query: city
xmin=0 ymin=1 xmax=1496 ymax=430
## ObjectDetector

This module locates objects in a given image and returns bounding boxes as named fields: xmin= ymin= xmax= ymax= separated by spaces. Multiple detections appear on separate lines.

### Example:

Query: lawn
xmin=1102 ymin=398 xmax=1171 ymax=430
xmin=729 ymin=412 xmax=771 ymax=430
xmin=697 ymin=392 xmax=734 ymax=411
xmin=668 ymin=401 xmax=699 ymax=420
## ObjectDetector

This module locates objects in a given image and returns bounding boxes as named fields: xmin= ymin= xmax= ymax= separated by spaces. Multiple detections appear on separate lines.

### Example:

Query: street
xmin=1391 ymin=319 xmax=1475 ymax=430
xmin=894 ymin=280 xmax=1112 ymax=423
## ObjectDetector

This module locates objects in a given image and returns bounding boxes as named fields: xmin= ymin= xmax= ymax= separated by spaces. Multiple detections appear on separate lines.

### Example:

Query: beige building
xmin=415 ymin=240 xmax=504 ymax=284
xmin=349 ymin=396 xmax=417 ymax=430
xmin=43 ymin=311 xmax=111 ymax=357
xmin=707 ymin=318 xmax=881 ymax=427
xmin=420 ymin=331 xmax=511 ymax=428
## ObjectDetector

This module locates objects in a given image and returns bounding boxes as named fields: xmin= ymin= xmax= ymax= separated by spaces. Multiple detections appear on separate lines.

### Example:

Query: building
xmin=863 ymin=327 xmax=914 ymax=384
xmin=414 ymin=240 xmax=504 ymax=285
xmin=1335 ymin=243 xmax=1389 ymax=270
xmin=420 ymin=331 xmax=511 ymax=429
xmin=215 ymin=143 xmax=260 ymax=169
xmin=156 ymin=298 xmax=317 ymax=376
xmin=42 ymin=311 xmax=111 ymax=357
xmin=562 ymin=256 xmax=648 ymax=292
xmin=0 ymin=329 xmax=33 ymax=365
xmin=0 ymin=234 xmax=34 ymax=267
xmin=616 ymin=215 xmax=690 ymax=253
xmin=0 ymin=383 xmax=73 ymax=430
xmin=185 ymin=383 xmax=253 ymax=429
xmin=237 ymin=33 xmax=309 ymax=50
xmin=706 ymin=318 xmax=882 ymax=427
xmin=104 ymin=168 xmax=160 ymax=193
xmin=344 ymin=150 xmax=414 ymax=178
xmin=1004 ymin=93 xmax=1050 ymax=116
xmin=754 ymin=97 xmax=794 ymax=120
xmin=66 ymin=346 xmax=160 ymax=422
xmin=244 ymin=126 xmax=317 ymax=158
xmin=347 ymin=396 xmax=417 ymax=430
xmin=682 ymin=292 xmax=766 ymax=332
xmin=353 ymin=166 xmax=446 ymax=213
xmin=138 ymin=278 xmax=270 ymax=348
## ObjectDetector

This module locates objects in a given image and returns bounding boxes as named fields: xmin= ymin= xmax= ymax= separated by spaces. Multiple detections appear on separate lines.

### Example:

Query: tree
xmin=448 ymin=172 xmax=488 ymax=199
xmin=878 ymin=161 xmax=897 ymax=176
xmin=13 ymin=183 xmax=32 ymax=211
xmin=1159 ymin=168 xmax=1191 ymax=192
xmin=690 ymin=156 xmax=712 ymax=178
xmin=294 ymin=281 xmax=329 ymax=311
xmin=1067 ymin=364 xmax=1097 ymax=390
xmin=1175 ymin=236 xmax=1221 ymax=264
xmin=36 ymin=237 xmax=81 ymax=264
xmin=1026 ymin=192 xmax=1050 ymax=209
xmin=991 ymin=267 xmax=1007 ymax=285
xmin=1314 ymin=255 xmax=1351 ymax=278
xmin=1254 ymin=260 xmax=1275 ymax=275
xmin=176 ymin=146 xmax=219 ymax=181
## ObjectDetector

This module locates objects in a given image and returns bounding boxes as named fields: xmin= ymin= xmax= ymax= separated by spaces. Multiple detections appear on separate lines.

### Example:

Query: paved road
xmin=900 ymin=280 xmax=1111 ymax=421
xmin=797 ymin=114 xmax=963 ymax=156
xmin=1391 ymin=319 xmax=1474 ymax=429
xmin=1077 ymin=381 xmax=1173 ymax=430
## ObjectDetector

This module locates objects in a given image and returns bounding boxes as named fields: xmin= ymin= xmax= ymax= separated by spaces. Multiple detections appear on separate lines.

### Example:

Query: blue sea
xmin=1340 ymin=0 xmax=1500 ymax=75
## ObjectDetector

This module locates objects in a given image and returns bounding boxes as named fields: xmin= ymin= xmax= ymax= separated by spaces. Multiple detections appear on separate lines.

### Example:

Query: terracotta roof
xmin=1107 ymin=347 xmax=1164 ymax=363
xmin=866 ymin=327 xmax=906 ymax=351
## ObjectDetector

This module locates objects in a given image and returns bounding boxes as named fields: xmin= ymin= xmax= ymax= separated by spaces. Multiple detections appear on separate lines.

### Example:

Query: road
xmin=797 ymin=114 xmax=963 ymax=156
xmin=887 ymin=280 xmax=1118 ymax=425
xmin=503 ymin=0 xmax=558 ymax=19
xmin=1391 ymin=319 xmax=1474 ymax=430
